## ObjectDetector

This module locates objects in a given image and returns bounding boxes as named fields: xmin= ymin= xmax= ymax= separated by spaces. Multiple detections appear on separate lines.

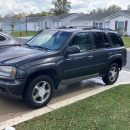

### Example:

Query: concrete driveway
xmin=125 ymin=49 xmax=130 ymax=70
xmin=0 ymin=70 xmax=129 ymax=124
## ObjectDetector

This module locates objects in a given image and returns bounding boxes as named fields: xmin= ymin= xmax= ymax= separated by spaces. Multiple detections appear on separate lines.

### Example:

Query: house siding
xmin=0 ymin=22 xmax=1 ymax=30
xmin=1 ymin=14 xmax=79 ymax=33
xmin=72 ymin=20 xmax=104 ymax=28
xmin=71 ymin=20 xmax=93 ymax=27
xmin=107 ymin=15 xmax=130 ymax=35
xmin=27 ymin=22 xmax=35 ymax=31
xmin=60 ymin=14 xmax=79 ymax=27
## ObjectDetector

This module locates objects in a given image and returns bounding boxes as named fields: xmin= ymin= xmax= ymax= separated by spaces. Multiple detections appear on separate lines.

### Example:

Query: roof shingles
xmin=26 ymin=13 xmax=78 ymax=23
xmin=73 ymin=10 xmax=130 ymax=21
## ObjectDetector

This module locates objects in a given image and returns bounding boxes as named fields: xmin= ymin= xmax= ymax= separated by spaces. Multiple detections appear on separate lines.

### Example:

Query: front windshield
xmin=26 ymin=30 xmax=72 ymax=51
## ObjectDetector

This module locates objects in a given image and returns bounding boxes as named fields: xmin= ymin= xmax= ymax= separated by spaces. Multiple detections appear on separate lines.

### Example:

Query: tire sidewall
xmin=24 ymin=75 xmax=54 ymax=109
xmin=107 ymin=63 xmax=119 ymax=85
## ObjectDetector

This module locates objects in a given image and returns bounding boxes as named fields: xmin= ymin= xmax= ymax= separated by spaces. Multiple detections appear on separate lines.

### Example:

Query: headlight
xmin=0 ymin=66 xmax=17 ymax=79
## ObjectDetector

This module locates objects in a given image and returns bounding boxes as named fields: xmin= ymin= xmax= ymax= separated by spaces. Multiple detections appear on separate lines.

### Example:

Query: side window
xmin=0 ymin=35 xmax=6 ymax=41
xmin=93 ymin=32 xmax=110 ymax=49
xmin=109 ymin=33 xmax=124 ymax=47
xmin=70 ymin=32 xmax=91 ymax=52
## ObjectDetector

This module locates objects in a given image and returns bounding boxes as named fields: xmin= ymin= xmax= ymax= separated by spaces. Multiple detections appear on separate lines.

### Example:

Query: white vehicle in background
xmin=0 ymin=32 xmax=19 ymax=49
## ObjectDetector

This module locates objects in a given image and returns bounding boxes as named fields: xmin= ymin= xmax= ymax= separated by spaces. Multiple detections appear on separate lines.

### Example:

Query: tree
xmin=127 ymin=5 xmax=130 ymax=10
xmin=13 ymin=13 xmax=27 ymax=19
xmin=0 ymin=15 xmax=2 ymax=21
xmin=9 ymin=16 xmax=17 ymax=33
xmin=27 ymin=11 xmax=51 ymax=17
xmin=90 ymin=5 xmax=122 ymax=14
xmin=51 ymin=0 xmax=71 ymax=15
xmin=90 ymin=8 xmax=106 ymax=14
xmin=107 ymin=5 xmax=122 ymax=12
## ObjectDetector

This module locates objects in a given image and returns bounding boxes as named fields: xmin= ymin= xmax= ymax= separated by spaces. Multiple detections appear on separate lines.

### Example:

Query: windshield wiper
xmin=24 ymin=43 xmax=31 ymax=48
xmin=31 ymin=46 xmax=51 ymax=51
xmin=24 ymin=44 xmax=51 ymax=51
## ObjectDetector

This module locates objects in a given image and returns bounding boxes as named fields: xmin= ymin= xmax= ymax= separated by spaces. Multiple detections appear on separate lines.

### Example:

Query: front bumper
xmin=0 ymin=79 xmax=25 ymax=99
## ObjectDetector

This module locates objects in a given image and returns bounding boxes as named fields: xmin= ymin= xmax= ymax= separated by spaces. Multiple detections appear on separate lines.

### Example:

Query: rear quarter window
xmin=0 ymin=35 xmax=6 ymax=42
xmin=109 ymin=33 xmax=124 ymax=47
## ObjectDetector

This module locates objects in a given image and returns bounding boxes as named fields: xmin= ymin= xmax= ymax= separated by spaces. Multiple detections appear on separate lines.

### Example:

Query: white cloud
xmin=69 ymin=0 xmax=130 ymax=13
xmin=0 ymin=0 xmax=50 ymax=16
xmin=0 ymin=0 xmax=130 ymax=16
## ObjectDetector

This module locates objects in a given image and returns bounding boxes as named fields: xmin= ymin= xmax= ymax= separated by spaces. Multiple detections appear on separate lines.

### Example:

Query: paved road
xmin=0 ymin=70 xmax=129 ymax=124
xmin=15 ymin=37 xmax=30 ymax=44
xmin=125 ymin=50 xmax=130 ymax=70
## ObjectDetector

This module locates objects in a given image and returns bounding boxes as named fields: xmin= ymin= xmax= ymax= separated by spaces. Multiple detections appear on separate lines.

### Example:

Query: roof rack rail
xmin=83 ymin=27 xmax=114 ymax=31
xmin=57 ymin=26 xmax=115 ymax=31
xmin=57 ymin=26 xmax=77 ymax=29
xmin=57 ymin=26 xmax=92 ymax=29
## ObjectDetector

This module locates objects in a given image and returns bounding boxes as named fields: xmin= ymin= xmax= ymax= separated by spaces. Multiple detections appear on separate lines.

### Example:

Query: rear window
xmin=0 ymin=35 xmax=6 ymax=41
xmin=109 ymin=33 xmax=124 ymax=47
xmin=93 ymin=32 xmax=110 ymax=49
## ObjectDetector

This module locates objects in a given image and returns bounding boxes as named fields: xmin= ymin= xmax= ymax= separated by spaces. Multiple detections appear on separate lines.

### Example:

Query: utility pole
xmin=26 ymin=17 xmax=28 ymax=35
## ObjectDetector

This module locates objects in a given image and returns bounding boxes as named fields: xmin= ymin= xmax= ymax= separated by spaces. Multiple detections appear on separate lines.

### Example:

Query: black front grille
xmin=0 ymin=87 xmax=7 ymax=94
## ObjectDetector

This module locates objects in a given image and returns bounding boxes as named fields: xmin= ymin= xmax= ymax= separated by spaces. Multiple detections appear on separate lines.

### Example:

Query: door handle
xmin=88 ymin=55 xmax=93 ymax=59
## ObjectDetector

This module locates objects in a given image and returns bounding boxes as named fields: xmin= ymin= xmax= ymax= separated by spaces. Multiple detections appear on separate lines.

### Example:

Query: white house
xmin=72 ymin=10 xmax=130 ymax=35
xmin=0 ymin=21 xmax=1 ymax=30
xmin=103 ymin=10 xmax=130 ymax=35
xmin=1 ymin=13 xmax=79 ymax=33
xmin=27 ymin=13 xmax=79 ymax=31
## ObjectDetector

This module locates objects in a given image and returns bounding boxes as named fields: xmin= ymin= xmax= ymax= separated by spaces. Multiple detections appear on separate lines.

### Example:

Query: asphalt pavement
xmin=125 ymin=50 xmax=130 ymax=70
xmin=15 ymin=37 xmax=30 ymax=44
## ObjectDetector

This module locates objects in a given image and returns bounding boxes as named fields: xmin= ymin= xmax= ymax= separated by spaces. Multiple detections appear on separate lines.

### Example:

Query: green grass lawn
xmin=122 ymin=37 xmax=130 ymax=48
xmin=11 ymin=31 xmax=38 ymax=37
xmin=16 ymin=84 xmax=130 ymax=130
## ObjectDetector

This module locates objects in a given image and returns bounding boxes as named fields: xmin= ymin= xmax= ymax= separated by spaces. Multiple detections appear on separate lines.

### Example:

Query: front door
xmin=63 ymin=32 xmax=94 ymax=79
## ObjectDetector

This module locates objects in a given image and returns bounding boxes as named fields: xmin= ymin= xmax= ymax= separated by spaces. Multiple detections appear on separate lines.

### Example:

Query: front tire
xmin=102 ymin=63 xmax=119 ymax=85
xmin=24 ymin=75 xmax=54 ymax=109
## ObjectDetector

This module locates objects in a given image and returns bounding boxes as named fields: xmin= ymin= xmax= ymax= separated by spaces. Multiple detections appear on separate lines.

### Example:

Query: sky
xmin=0 ymin=0 xmax=130 ymax=16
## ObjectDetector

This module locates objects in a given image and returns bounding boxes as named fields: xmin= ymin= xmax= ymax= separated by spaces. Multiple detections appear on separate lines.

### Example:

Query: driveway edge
xmin=127 ymin=48 xmax=130 ymax=51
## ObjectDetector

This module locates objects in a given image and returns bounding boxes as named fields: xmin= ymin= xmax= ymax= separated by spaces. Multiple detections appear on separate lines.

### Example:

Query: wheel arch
xmin=108 ymin=57 xmax=123 ymax=70
xmin=23 ymin=67 xmax=61 ymax=97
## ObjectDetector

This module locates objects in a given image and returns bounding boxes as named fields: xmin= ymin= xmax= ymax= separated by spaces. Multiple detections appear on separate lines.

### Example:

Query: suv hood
xmin=0 ymin=46 xmax=51 ymax=65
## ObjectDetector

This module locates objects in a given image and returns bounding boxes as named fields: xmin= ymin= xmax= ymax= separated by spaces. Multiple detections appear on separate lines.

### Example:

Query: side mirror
xmin=66 ymin=46 xmax=80 ymax=55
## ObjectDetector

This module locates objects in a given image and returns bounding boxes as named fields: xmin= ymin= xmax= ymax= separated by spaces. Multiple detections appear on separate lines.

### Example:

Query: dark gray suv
xmin=0 ymin=29 xmax=127 ymax=109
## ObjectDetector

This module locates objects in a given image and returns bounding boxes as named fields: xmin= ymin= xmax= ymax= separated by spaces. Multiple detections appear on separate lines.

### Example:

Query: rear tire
xmin=23 ymin=75 xmax=54 ymax=109
xmin=102 ymin=63 xmax=119 ymax=85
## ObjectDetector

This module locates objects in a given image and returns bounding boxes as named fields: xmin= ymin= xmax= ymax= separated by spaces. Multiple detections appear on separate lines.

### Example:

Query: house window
xmin=95 ymin=22 xmax=103 ymax=28
xmin=95 ymin=22 xmax=98 ymax=28
xmin=117 ymin=21 xmax=125 ymax=31
xmin=57 ymin=22 xmax=59 ymax=27
xmin=38 ymin=22 xmax=40 ymax=30
xmin=45 ymin=22 xmax=47 ymax=28
xmin=38 ymin=22 xmax=40 ymax=27
xmin=99 ymin=22 xmax=103 ymax=29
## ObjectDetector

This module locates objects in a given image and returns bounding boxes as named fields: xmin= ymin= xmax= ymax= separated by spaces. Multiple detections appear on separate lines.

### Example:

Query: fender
xmin=107 ymin=54 xmax=123 ymax=67
xmin=25 ymin=62 xmax=63 ymax=81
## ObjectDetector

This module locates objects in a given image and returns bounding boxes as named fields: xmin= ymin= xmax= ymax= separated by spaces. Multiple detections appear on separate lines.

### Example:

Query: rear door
xmin=91 ymin=32 xmax=112 ymax=74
